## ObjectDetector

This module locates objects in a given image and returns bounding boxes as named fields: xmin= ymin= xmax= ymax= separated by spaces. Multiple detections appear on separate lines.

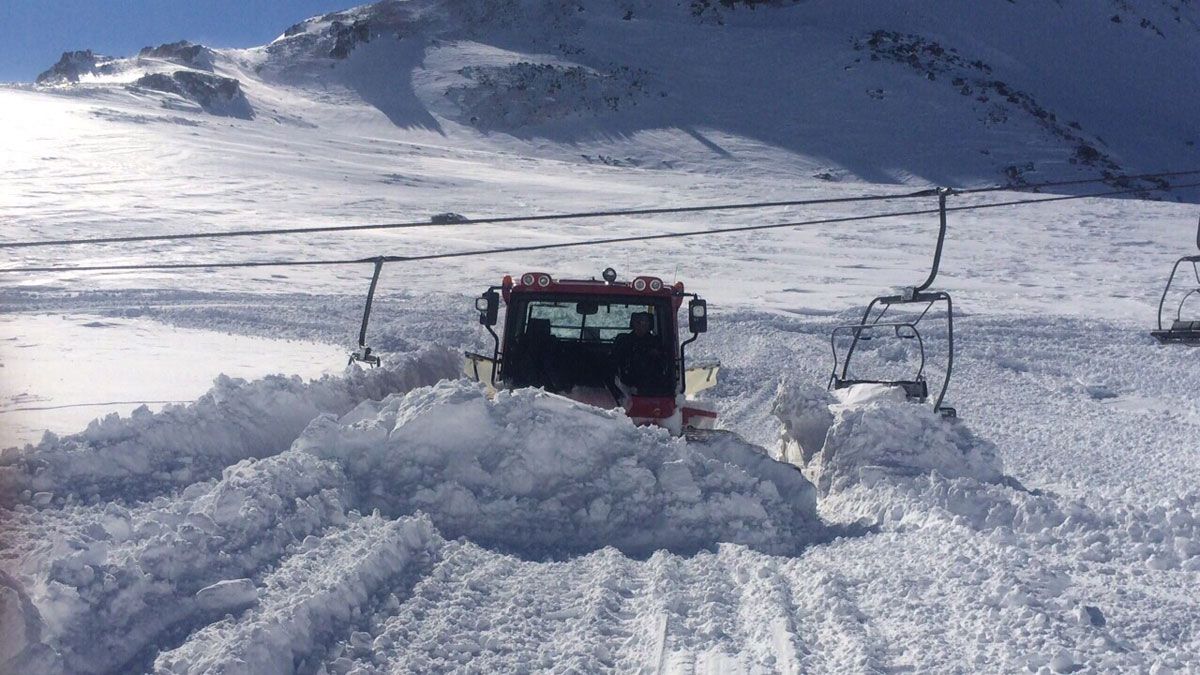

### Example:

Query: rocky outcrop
xmin=35 ymin=50 xmax=116 ymax=84
xmin=328 ymin=19 xmax=373 ymax=59
xmin=132 ymin=71 xmax=254 ymax=119
xmin=137 ymin=41 xmax=215 ymax=70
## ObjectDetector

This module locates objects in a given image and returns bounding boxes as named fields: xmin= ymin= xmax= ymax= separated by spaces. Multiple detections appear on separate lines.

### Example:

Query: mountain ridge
xmin=16 ymin=0 xmax=1200 ymax=191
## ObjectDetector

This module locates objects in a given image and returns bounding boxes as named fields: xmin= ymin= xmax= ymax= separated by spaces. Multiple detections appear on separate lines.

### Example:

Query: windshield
xmin=499 ymin=294 xmax=678 ymax=397
xmin=524 ymin=299 xmax=665 ymax=342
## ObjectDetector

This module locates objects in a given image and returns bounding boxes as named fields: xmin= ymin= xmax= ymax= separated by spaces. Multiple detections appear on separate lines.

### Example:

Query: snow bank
xmin=295 ymin=380 xmax=822 ymax=557
xmin=775 ymin=382 xmax=1004 ymax=496
xmin=772 ymin=380 xmax=1200 ymax=601
xmin=6 ymin=446 xmax=351 ymax=675
xmin=0 ymin=346 xmax=460 ymax=506
xmin=0 ymin=569 xmax=61 ymax=675
xmin=154 ymin=514 xmax=439 ymax=675
xmin=4 ymin=378 xmax=819 ymax=672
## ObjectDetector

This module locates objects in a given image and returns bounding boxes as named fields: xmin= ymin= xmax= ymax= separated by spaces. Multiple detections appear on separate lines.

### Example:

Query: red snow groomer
xmin=465 ymin=267 xmax=719 ymax=435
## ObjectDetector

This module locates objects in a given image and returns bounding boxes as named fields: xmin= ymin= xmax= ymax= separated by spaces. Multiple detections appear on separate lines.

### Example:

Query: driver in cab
xmin=612 ymin=311 xmax=669 ymax=393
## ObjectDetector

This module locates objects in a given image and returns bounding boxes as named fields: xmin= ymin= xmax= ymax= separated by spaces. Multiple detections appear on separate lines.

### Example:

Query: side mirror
xmin=476 ymin=290 xmax=499 ymax=326
xmin=688 ymin=298 xmax=707 ymax=333
xmin=576 ymin=300 xmax=599 ymax=316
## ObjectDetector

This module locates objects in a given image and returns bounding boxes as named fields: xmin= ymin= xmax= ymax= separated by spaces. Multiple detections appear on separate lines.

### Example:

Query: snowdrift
xmin=297 ymin=380 xmax=822 ymax=558
xmin=773 ymin=382 xmax=1200 ymax=575
xmin=1 ymin=379 xmax=823 ymax=673
xmin=775 ymin=382 xmax=1004 ymax=497
xmin=0 ymin=346 xmax=461 ymax=507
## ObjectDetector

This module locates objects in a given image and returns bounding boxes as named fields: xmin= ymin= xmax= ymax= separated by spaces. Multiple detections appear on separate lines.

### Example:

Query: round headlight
xmin=602 ymin=267 xmax=617 ymax=283
xmin=538 ymin=275 xmax=551 ymax=287
xmin=521 ymin=273 xmax=535 ymax=286
xmin=648 ymin=278 xmax=662 ymax=291
xmin=692 ymin=304 xmax=706 ymax=317
xmin=632 ymin=278 xmax=647 ymax=291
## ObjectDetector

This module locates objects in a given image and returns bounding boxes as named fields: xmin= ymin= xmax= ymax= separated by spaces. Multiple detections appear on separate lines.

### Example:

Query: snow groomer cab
xmin=465 ymin=267 xmax=719 ymax=435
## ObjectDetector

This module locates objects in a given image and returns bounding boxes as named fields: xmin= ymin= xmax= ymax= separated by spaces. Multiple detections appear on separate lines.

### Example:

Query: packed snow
xmin=4 ymin=0 xmax=1200 ymax=672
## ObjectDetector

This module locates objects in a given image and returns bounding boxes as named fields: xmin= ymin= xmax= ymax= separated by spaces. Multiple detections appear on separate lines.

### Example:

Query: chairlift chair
xmin=1151 ymin=216 xmax=1200 ymax=345
xmin=827 ymin=187 xmax=957 ymax=418
xmin=829 ymin=289 xmax=956 ymax=417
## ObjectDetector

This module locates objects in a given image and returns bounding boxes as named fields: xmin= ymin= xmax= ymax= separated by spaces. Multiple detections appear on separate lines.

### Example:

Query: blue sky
xmin=0 ymin=1 xmax=356 ymax=82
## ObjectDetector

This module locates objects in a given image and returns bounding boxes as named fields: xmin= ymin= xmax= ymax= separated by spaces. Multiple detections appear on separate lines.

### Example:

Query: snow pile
xmin=1 ymin=381 xmax=819 ymax=672
xmin=775 ymin=381 xmax=1004 ymax=496
xmin=4 ymin=446 xmax=352 ymax=675
xmin=0 ymin=569 xmax=59 ymax=675
xmin=154 ymin=514 xmax=439 ymax=675
xmin=296 ymin=380 xmax=822 ymax=557
xmin=773 ymin=382 xmax=1200 ymax=578
xmin=0 ymin=346 xmax=460 ymax=506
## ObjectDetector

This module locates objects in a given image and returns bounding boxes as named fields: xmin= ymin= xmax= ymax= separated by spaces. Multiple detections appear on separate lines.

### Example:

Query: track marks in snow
xmin=155 ymin=514 xmax=439 ymax=674
xmin=333 ymin=543 xmax=650 ymax=672
xmin=316 ymin=544 xmax=830 ymax=674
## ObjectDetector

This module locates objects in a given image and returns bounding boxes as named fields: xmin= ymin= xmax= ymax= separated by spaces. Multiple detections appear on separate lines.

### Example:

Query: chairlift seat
xmin=831 ymin=377 xmax=928 ymax=402
xmin=1152 ymin=321 xmax=1200 ymax=344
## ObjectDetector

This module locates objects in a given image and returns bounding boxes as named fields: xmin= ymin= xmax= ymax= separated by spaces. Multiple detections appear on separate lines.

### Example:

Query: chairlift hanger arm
xmin=349 ymin=258 xmax=385 ymax=366
xmin=915 ymin=187 xmax=954 ymax=293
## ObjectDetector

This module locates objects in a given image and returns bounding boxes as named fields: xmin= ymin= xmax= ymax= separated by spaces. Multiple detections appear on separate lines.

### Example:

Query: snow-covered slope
xmin=18 ymin=0 xmax=1200 ymax=189
xmin=4 ymin=1 xmax=1200 ymax=673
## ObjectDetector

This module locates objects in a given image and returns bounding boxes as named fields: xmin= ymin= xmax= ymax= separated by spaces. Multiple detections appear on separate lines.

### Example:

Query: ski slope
xmin=3 ymin=1 xmax=1200 ymax=672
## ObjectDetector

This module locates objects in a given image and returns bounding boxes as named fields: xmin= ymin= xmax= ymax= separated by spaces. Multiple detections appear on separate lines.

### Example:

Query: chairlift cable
xmin=3 ymin=179 xmax=1200 ymax=275
xmin=2 ymin=168 xmax=1199 ymax=251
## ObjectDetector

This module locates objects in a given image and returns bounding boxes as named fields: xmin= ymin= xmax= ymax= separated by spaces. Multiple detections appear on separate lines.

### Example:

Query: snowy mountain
xmin=3 ymin=1 xmax=1200 ymax=673
xmin=21 ymin=0 xmax=1200 ymax=187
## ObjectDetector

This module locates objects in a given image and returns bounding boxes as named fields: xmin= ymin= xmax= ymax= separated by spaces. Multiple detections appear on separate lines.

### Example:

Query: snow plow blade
xmin=684 ymin=360 xmax=720 ymax=397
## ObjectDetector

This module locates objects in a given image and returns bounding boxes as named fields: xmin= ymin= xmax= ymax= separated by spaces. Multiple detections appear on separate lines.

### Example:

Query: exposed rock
xmin=132 ymin=71 xmax=254 ymax=119
xmin=138 ymin=41 xmax=215 ymax=70
xmin=35 ymin=50 xmax=116 ymax=84
xmin=447 ymin=62 xmax=655 ymax=130
xmin=854 ymin=30 xmax=1129 ymax=180
xmin=329 ymin=19 xmax=372 ymax=59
